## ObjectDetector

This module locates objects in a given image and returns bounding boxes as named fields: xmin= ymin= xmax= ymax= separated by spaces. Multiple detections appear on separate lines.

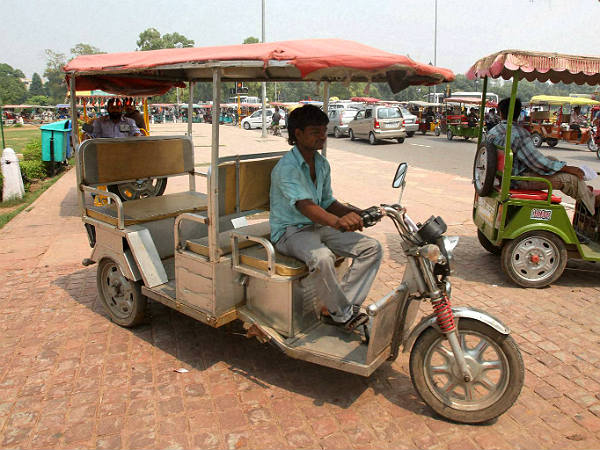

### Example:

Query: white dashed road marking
xmin=409 ymin=143 xmax=431 ymax=148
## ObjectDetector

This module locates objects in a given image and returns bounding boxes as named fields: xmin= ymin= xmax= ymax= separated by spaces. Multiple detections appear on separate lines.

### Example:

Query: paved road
xmin=248 ymin=127 xmax=600 ymax=189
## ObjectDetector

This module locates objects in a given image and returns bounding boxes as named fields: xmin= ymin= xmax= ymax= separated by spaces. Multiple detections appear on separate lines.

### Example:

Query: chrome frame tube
xmin=209 ymin=69 xmax=221 ymax=262
xmin=447 ymin=329 xmax=473 ymax=382
xmin=322 ymin=82 xmax=329 ymax=158
xmin=230 ymin=232 xmax=276 ymax=277
xmin=174 ymin=212 xmax=209 ymax=251
xmin=81 ymin=186 xmax=124 ymax=229
xmin=187 ymin=81 xmax=194 ymax=137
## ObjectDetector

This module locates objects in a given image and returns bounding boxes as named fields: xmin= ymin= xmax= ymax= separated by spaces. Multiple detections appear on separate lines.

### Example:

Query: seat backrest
xmin=80 ymin=136 xmax=194 ymax=185
xmin=531 ymin=110 xmax=550 ymax=121
xmin=219 ymin=156 xmax=281 ymax=215
xmin=496 ymin=149 xmax=505 ymax=172
xmin=561 ymin=113 xmax=570 ymax=124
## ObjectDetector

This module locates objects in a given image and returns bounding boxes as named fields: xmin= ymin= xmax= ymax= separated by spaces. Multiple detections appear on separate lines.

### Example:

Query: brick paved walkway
xmin=0 ymin=124 xmax=599 ymax=449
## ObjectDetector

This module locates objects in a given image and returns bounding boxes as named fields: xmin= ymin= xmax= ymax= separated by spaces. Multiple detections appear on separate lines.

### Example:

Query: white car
xmin=399 ymin=106 xmax=419 ymax=137
xmin=241 ymin=109 xmax=286 ymax=130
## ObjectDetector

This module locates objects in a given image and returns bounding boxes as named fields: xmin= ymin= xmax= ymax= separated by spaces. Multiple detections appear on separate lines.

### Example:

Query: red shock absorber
xmin=431 ymin=295 xmax=456 ymax=333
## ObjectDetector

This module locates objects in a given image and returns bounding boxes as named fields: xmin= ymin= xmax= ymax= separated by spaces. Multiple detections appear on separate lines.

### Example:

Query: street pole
xmin=0 ymin=104 xmax=5 ymax=150
xmin=432 ymin=0 xmax=438 ymax=100
xmin=261 ymin=0 xmax=267 ymax=138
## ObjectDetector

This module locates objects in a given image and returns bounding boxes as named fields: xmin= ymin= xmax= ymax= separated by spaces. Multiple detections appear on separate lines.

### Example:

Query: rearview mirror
xmin=392 ymin=163 xmax=408 ymax=188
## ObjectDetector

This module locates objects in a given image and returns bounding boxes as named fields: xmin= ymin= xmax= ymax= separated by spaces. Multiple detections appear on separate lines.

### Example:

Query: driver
xmin=92 ymin=98 xmax=141 ymax=138
xmin=569 ymin=106 xmax=587 ymax=139
xmin=270 ymin=105 xmax=383 ymax=332
xmin=487 ymin=97 xmax=599 ymax=215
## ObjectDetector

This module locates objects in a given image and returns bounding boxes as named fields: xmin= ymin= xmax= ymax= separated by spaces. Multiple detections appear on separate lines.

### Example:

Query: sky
xmin=2 ymin=0 xmax=600 ymax=79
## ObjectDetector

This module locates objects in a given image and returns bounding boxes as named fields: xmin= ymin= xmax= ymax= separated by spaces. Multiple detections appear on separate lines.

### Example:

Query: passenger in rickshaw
xmin=487 ymin=98 xmax=599 ymax=214
xmin=569 ymin=106 xmax=587 ymax=139
xmin=467 ymin=108 xmax=479 ymax=127
xmin=485 ymin=107 xmax=500 ymax=130
xmin=123 ymin=97 xmax=147 ymax=132
xmin=91 ymin=98 xmax=141 ymax=138
xmin=270 ymin=105 xmax=383 ymax=331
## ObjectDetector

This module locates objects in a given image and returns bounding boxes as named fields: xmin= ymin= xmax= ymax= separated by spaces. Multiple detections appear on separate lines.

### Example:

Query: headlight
xmin=442 ymin=236 xmax=460 ymax=258
xmin=419 ymin=244 xmax=442 ymax=263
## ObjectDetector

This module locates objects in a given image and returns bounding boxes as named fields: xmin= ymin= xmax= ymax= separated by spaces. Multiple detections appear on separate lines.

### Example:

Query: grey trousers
xmin=275 ymin=225 xmax=383 ymax=323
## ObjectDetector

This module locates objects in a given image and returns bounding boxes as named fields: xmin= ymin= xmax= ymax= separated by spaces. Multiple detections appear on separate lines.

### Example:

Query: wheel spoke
xmin=471 ymin=339 xmax=489 ymax=361
xmin=464 ymin=383 xmax=474 ymax=401
xmin=430 ymin=364 xmax=451 ymax=375
xmin=434 ymin=345 xmax=454 ymax=362
xmin=481 ymin=359 xmax=503 ymax=371
xmin=476 ymin=376 xmax=497 ymax=392
xmin=442 ymin=379 xmax=459 ymax=394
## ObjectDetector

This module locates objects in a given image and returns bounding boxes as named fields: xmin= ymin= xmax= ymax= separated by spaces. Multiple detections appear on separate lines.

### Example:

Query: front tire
xmin=397 ymin=137 xmax=405 ymax=144
xmin=547 ymin=138 xmax=558 ymax=148
xmin=588 ymin=137 xmax=598 ymax=152
xmin=410 ymin=318 xmax=524 ymax=424
xmin=447 ymin=129 xmax=454 ymax=141
xmin=349 ymin=129 xmax=356 ymax=141
xmin=97 ymin=259 xmax=147 ymax=327
xmin=435 ymin=126 xmax=441 ymax=136
xmin=501 ymin=231 xmax=567 ymax=288
xmin=407 ymin=131 xmax=415 ymax=137
xmin=531 ymin=132 xmax=543 ymax=147
xmin=334 ymin=127 xmax=342 ymax=138
xmin=243 ymin=122 xmax=251 ymax=130
xmin=108 ymin=178 xmax=167 ymax=201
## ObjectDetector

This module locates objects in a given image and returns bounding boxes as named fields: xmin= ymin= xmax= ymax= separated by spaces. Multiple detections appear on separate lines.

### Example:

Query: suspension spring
xmin=431 ymin=295 xmax=456 ymax=333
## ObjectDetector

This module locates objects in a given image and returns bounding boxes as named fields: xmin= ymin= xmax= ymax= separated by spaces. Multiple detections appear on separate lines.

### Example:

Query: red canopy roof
xmin=466 ymin=50 xmax=600 ymax=85
xmin=351 ymin=96 xmax=381 ymax=103
xmin=64 ymin=39 xmax=454 ymax=96
xmin=444 ymin=97 xmax=497 ymax=107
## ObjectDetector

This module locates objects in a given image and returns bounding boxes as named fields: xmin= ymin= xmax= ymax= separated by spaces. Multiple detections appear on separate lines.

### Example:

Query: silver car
xmin=400 ymin=106 xmax=419 ymax=137
xmin=327 ymin=109 xmax=359 ymax=138
xmin=347 ymin=106 xmax=406 ymax=144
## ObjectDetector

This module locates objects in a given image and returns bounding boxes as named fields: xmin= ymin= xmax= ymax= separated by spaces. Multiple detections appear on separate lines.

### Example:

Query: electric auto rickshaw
xmin=64 ymin=39 xmax=524 ymax=423
xmin=407 ymin=101 xmax=440 ymax=134
xmin=441 ymin=96 xmax=497 ymax=141
xmin=527 ymin=95 xmax=599 ymax=149
xmin=469 ymin=50 xmax=600 ymax=288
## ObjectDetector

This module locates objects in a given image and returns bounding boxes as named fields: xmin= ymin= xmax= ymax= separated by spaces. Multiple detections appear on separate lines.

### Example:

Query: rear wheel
xmin=588 ymin=137 xmax=598 ymax=152
xmin=477 ymin=229 xmax=501 ymax=255
xmin=501 ymin=231 xmax=567 ymax=288
xmin=97 ymin=258 xmax=147 ymax=327
xmin=334 ymin=127 xmax=342 ymax=138
xmin=369 ymin=132 xmax=377 ymax=145
xmin=473 ymin=142 xmax=497 ymax=196
xmin=108 ymin=178 xmax=167 ymax=201
xmin=447 ymin=129 xmax=454 ymax=141
xmin=531 ymin=133 xmax=543 ymax=147
xmin=349 ymin=129 xmax=356 ymax=141
xmin=410 ymin=319 xmax=524 ymax=424
xmin=397 ymin=137 xmax=405 ymax=144
xmin=547 ymin=138 xmax=558 ymax=148
xmin=407 ymin=131 xmax=415 ymax=137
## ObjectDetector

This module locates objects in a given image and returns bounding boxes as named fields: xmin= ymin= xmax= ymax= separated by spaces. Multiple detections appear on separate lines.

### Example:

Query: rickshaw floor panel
xmin=286 ymin=322 xmax=367 ymax=361
xmin=577 ymin=240 xmax=600 ymax=260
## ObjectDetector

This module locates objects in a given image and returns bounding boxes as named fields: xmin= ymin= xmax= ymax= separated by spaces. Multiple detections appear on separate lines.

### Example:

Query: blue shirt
xmin=269 ymin=146 xmax=336 ymax=243
xmin=92 ymin=116 xmax=140 ymax=138
xmin=486 ymin=121 xmax=565 ymax=181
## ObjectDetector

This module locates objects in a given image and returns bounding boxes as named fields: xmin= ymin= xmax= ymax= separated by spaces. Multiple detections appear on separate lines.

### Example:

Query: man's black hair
xmin=498 ymin=97 xmax=521 ymax=121
xmin=287 ymin=104 xmax=329 ymax=146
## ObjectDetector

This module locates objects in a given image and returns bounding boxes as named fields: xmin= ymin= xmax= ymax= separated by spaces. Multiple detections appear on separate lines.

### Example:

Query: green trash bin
xmin=40 ymin=119 xmax=72 ymax=163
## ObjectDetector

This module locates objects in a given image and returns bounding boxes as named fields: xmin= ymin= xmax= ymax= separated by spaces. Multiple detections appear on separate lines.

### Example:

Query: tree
xmin=27 ymin=95 xmax=50 ymax=106
xmin=243 ymin=36 xmax=259 ymax=44
xmin=70 ymin=43 xmax=103 ymax=57
xmin=0 ymin=63 xmax=27 ymax=104
xmin=136 ymin=28 xmax=194 ymax=51
xmin=29 ymin=73 xmax=45 ymax=97
xmin=43 ymin=50 xmax=67 ymax=105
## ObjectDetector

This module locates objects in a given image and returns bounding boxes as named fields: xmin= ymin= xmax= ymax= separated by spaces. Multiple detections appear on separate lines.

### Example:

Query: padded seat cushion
xmin=509 ymin=189 xmax=562 ymax=203
xmin=86 ymin=191 xmax=207 ymax=226
xmin=239 ymin=246 xmax=308 ymax=277
xmin=186 ymin=221 xmax=271 ymax=257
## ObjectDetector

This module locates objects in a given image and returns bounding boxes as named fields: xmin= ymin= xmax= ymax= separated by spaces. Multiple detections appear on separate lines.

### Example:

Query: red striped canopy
xmin=64 ymin=39 xmax=455 ymax=96
xmin=466 ymin=50 xmax=600 ymax=85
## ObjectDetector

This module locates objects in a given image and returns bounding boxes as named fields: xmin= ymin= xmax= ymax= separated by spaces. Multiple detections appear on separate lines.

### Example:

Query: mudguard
xmin=402 ymin=306 xmax=510 ymax=353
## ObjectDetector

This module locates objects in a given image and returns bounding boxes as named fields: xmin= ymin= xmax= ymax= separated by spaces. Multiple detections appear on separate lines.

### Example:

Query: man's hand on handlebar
xmin=335 ymin=212 xmax=363 ymax=232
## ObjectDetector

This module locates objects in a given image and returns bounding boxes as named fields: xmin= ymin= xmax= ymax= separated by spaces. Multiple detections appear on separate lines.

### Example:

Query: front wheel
xmin=243 ymin=122 xmax=251 ymax=130
xmin=531 ymin=132 xmax=543 ymax=147
xmin=406 ymin=131 xmax=415 ymax=137
xmin=588 ymin=137 xmax=598 ymax=152
xmin=349 ymin=129 xmax=356 ymax=141
xmin=435 ymin=126 xmax=441 ymax=136
xmin=447 ymin=129 xmax=454 ymax=141
xmin=333 ymin=127 xmax=342 ymax=138
xmin=397 ymin=137 xmax=405 ymax=144
xmin=410 ymin=318 xmax=524 ymax=424
xmin=501 ymin=231 xmax=567 ymax=288
xmin=108 ymin=178 xmax=167 ymax=201
xmin=547 ymin=138 xmax=558 ymax=148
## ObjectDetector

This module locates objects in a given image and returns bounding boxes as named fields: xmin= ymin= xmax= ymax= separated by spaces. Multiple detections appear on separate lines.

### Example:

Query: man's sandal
xmin=321 ymin=311 xmax=370 ymax=342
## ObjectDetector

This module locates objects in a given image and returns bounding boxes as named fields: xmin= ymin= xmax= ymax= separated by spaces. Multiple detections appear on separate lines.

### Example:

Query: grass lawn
xmin=2 ymin=125 xmax=41 ymax=153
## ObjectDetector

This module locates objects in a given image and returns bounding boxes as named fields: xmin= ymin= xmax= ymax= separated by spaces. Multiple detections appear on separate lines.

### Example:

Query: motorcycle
xmin=349 ymin=163 xmax=525 ymax=423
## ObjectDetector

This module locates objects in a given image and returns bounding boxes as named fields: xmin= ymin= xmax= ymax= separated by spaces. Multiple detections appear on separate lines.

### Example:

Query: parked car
xmin=241 ymin=109 xmax=286 ymax=130
xmin=347 ymin=105 xmax=406 ymax=144
xmin=400 ymin=106 xmax=419 ymax=137
xmin=327 ymin=109 xmax=359 ymax=138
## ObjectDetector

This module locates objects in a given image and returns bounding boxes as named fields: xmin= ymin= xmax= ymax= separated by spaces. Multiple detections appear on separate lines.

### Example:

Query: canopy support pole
xmin=477 ymin=76 xmax=488 ymax=148
xmin=70 ymin=76 xmax=84 ymax=216
xmin=322 ymin=82 xmax=330 ymax=158
xmin=500 ymin=74 xmax=520 ymax=204
xmin=208 ymin=69 xmax=221 ymax=263
xmin=187 ymin=82 xmax=194 ymax=137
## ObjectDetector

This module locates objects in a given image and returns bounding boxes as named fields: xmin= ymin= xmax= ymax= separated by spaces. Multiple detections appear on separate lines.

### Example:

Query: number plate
xmin=384 ymin=121 xmax=399 ymax=128
xmin=476 ymin=196 xmax=497 ymax=226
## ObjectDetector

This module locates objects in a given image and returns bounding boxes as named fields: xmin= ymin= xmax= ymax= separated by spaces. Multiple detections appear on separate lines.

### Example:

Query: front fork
xmin=417 ymin=257 xmax=473 ymax=382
